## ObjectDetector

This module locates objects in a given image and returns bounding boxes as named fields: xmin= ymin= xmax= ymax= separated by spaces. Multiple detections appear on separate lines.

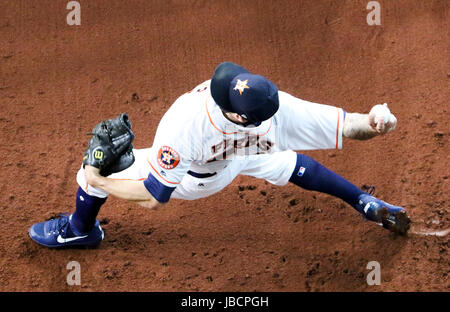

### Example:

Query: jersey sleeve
xmin=143 ymin=97 xmax=198 ymax=203
xmin=276 ymin=91 xmax=345 ymax=151
xmin=144 ymin=144 xmax=192 ymax=203
xmin=146 ymin=143 xmax=192 ymax=186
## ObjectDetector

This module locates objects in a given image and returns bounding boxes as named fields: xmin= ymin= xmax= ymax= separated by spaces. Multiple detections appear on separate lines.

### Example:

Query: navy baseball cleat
xmin=357 ymin=194 xmax=411 ymax=235
xmin=29 ymin=214 xmax=104 ymax=248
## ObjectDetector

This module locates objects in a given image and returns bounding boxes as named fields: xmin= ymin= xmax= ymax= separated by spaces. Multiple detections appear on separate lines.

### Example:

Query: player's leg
xmin=288 ymin=153 xmax=409 ymax=234
xmin=29 ymin=148 xmax=153 ymax=248
xmin=288 ymin=153 xmax=365 ymax=209
xmin=239 ymin=151 xmax=298 ymax=187
xmin=69 ymin=170 xmax=108 ymax=236
xmin=240 ymin=151 xmax=410 ymax=234
xmin=170 ymin=160 xmax=246 ymax=200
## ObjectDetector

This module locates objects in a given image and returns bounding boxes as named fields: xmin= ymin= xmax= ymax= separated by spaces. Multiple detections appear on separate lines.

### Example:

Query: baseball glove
xmin=82 ymin=113 xmax=135 ymax=176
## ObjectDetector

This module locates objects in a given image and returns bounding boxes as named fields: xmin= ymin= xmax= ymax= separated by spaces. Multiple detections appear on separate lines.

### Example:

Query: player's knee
xmin=266 ymin=178 xmax=289 ymax=187
xmin=289 ymin=153 xmax=320 ymax=189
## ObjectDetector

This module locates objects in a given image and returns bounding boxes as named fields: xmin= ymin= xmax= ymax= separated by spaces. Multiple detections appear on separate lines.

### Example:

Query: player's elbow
xmin=137 ymin=198 xmax=164 ymax=210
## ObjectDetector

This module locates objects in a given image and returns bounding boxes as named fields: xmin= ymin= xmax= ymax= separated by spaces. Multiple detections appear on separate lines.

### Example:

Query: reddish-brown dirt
xmin=0 ymin=0 xmax=448 ymax=292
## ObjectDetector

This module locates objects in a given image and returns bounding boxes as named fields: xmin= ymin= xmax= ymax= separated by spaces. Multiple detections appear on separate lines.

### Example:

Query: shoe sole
xmin=380 ymin=208 xmax=411 ymax=235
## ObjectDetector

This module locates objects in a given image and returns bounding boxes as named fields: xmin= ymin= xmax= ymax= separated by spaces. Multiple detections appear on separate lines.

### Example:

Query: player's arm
xmin=277 ymin=92 xmax=399 ymax=150
xmin=343 ymin=103 xmax=397 ymax=140
xmin=84 ymin=165 xmax=162 ymax=209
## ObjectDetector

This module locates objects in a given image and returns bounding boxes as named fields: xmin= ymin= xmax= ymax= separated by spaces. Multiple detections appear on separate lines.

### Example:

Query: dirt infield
xmin=0 ymin=0 xmax=448 ymax=292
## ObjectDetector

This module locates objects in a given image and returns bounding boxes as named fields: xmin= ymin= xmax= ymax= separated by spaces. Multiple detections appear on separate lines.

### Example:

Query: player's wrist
xmin=84 ymin=165 xmax=103 ymax=187
xmin=343 ymin=113 xmax=378 ymax=140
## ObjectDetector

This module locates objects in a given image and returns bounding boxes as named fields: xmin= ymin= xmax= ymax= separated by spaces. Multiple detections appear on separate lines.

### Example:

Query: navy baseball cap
xmin=228 ymin=73 xmax=279 ymax=126
xmin=211 ymin=62 xmax=279 ymax=126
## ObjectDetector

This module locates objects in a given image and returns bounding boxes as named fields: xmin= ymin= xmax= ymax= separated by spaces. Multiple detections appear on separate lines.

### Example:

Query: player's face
xmin=224 ymin=112 xmax=261 ymax=128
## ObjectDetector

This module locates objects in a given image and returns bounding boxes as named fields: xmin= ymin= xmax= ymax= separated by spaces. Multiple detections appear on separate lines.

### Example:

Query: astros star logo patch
xmin=157 ymin=146 xmax=180 ymax=169
xmin=233 ymin=79 xmax=250 ymax=95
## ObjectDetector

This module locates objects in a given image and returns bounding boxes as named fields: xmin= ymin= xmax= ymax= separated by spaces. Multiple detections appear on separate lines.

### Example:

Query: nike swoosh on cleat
xmin=363 ymin=203 xmax=371 ymax=214
xmin=57 ymin=234 xmax=88 ymax=244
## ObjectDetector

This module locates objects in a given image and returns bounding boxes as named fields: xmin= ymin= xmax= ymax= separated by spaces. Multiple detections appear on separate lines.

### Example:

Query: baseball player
xmin=29 ymin=62 xmax=410 ymax=248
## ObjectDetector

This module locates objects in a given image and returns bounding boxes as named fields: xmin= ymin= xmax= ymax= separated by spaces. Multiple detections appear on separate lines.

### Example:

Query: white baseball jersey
xmin=77 ymin=80 xmax=345 ymax=201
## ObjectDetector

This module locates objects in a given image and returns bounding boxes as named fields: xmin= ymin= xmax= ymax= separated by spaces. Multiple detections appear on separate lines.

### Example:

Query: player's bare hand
xmin=84 ymin=165 xmax=102 ymax=187
xmin=368 ymin=103 xmax=397 ymax=134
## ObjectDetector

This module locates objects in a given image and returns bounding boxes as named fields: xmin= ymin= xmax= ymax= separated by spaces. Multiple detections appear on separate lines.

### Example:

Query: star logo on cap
xmin=233 ymin=79 xmax=250 ymax=95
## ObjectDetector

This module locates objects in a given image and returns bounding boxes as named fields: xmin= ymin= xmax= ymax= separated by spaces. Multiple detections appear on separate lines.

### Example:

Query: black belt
xmin=187 ymin=170 xmax=217 ymax=178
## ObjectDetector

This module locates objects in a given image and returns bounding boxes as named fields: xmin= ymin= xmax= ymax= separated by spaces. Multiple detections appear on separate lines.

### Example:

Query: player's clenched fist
xmin=368 ymin=103 xmax=397 ymax=134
